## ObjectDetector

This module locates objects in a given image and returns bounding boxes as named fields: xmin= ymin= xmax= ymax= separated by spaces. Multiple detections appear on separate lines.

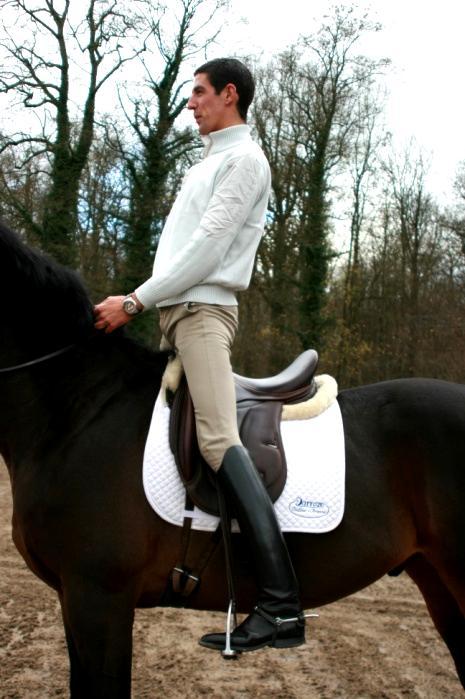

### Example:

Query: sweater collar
xmin=201 ymin=124 xmax=251 ymax=157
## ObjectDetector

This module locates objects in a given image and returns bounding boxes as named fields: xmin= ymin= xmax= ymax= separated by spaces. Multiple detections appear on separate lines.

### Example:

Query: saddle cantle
xmin=169 ymin=349 xmax=318 ymax=516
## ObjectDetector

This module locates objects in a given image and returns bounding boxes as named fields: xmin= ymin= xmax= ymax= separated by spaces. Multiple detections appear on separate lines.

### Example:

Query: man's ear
xmin=224 ymin=82 xmax=239 ymax=106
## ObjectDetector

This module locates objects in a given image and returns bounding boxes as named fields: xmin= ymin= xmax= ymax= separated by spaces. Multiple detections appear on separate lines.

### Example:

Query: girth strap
xmin=170 ymin=493 xmax=223 ymax=600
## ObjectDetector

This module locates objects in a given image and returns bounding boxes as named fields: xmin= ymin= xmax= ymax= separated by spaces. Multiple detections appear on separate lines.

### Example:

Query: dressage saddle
xmin=169 ymin=349 xmax=318 ymax=515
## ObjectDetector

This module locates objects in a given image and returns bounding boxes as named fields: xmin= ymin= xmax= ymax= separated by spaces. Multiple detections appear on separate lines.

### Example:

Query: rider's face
xmin=187 ymin=73 xmax=235 ymax=136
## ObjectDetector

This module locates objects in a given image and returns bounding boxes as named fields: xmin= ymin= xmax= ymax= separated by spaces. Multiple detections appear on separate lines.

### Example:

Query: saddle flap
xmin=238 ymin=400 xmax=286 ymax=502
xmin=169 ymin=376 xmax=219 ymax=516
xmin=169 ymin=380 xmax=287 ymax=516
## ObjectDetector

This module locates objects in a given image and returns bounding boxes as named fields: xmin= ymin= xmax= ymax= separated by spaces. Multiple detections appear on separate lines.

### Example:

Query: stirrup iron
xmin=221 ymin=599 xmax=239 ymax=659
xmin=217 ymin=479 xmax=239 ymax=659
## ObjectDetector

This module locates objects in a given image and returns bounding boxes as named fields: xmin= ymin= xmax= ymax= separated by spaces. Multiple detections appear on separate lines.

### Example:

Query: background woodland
xmin=2 ymin=0 xmax=465 ymax=387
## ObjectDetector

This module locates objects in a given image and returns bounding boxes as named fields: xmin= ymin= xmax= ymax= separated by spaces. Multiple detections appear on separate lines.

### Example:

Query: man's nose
xmin=187 ymin=95 xmax=195 ymax=110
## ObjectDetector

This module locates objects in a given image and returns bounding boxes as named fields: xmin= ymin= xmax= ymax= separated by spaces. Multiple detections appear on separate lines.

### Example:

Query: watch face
xmin=123 ymin=298 xmax=137 ymax=314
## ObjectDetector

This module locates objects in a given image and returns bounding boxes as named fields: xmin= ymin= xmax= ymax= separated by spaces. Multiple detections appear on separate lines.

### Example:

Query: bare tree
xmin=336 ymin=86 xmax=386 ymax=381
xmin=330 ymin=148 xmax=445 ymax=383
xmin=0 ymin=0 xmax=144 ymax=264
xmin=76 ymin=127 xmax=128 ymax=299
xmin=250 ymin=7 xmax=388 ymax=371
xmin=442 ymin=162 xmax=465 ymax=254
xmin=292 ymin=7 xmax=388 ymax=352
xmin=383 ymin=149 xmax=438 ymax=372
xmin=251 ymin=56 xmax=306 ymax=369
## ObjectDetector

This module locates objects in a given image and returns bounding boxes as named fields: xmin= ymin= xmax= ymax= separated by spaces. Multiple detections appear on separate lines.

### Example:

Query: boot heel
xmin=271 ymin=621 xmax=306 ymax=648
xmin=271 ymin=611 xmax=318 ymax=648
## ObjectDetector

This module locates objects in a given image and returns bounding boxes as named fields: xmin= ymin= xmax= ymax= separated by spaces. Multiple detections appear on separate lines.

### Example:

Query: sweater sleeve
xmin=135 ymin=153 xmax=265 ymax=309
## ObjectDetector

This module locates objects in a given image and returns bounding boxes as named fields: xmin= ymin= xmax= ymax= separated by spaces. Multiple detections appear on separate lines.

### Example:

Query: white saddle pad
xmin=143 ymin=394 xmax=345 ymax=534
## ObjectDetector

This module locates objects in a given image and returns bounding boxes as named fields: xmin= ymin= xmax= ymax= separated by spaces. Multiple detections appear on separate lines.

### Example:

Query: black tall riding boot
xmin=199 ymin=445 xmax=305 ymax=652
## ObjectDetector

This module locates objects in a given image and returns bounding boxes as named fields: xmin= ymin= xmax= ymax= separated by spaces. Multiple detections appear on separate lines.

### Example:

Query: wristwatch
xmin=122 ymin=295 xmax=142 ymax=316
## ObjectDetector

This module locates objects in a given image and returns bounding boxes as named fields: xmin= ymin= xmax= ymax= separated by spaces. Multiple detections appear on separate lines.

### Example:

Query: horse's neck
xmin=0 ymin=343 xmax=164 ymax=468
xmin=0 ymin=375 xmax=59 ymax=476
xmin=0 ymin=350 xmax=102 ymax=462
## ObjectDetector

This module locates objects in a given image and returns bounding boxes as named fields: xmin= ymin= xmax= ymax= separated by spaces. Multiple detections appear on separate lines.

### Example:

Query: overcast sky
xmin=219 ymin=0 xmax=465 ymax=202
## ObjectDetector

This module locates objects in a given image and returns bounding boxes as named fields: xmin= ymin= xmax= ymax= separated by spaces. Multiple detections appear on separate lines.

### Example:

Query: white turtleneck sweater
xmin=135 ymin=124 xmax=271 ymax=309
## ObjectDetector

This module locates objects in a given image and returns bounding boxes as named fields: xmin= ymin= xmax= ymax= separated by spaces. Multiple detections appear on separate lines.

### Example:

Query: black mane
xmin=0 ymin=219 xmax=94 ymax=338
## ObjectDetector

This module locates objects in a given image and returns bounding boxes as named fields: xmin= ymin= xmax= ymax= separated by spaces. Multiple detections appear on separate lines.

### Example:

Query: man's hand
xmin=94 ymin=295 xmax=131 ymax=334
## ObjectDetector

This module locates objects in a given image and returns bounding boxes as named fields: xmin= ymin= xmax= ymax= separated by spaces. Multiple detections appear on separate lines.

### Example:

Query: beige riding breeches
xmin=158 ymin=302 xmax=241 ymax=471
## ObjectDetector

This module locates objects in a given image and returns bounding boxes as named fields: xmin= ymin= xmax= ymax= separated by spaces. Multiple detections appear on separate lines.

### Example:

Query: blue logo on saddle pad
xmin=289 ymin=497 xmax=329 ymax=518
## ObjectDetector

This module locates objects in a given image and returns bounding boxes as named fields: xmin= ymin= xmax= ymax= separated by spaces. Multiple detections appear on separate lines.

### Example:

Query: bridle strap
xmin=0 ymin=344 xmax=75 ymax=374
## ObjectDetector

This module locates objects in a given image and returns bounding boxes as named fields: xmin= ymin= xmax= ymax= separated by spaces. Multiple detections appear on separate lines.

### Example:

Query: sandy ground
xmin=0 ymin=463 xmax=463 ymax=699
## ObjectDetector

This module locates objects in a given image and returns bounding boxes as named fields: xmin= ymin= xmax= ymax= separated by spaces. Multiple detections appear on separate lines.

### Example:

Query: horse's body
xmin=2 ymin=222 xmax=465 ymax=697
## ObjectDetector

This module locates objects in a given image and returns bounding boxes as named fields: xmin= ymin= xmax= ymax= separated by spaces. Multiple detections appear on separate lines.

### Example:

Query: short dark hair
xmin=194 ymin=58 xmax=255 ymax=121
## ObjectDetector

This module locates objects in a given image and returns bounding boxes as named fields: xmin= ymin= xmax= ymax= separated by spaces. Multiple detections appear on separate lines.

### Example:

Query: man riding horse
xmin=94 ymin=57 xmax=306 ymax=653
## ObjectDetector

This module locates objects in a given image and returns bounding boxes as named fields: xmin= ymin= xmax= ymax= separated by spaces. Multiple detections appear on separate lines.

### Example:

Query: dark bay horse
xmin=2 ymin=221 xmax=465 ymax=697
